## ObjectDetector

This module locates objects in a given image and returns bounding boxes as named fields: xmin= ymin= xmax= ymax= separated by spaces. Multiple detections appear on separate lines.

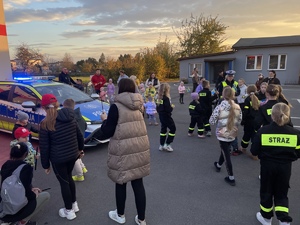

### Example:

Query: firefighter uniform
xmin=254 ymin=100 xmax=279 ymax=131
xmin=188 ymin=100 xmax=205 ymax=135
xmin=241 ymin=95 xmax=259 ymax=149
xmin=199 ymin=88 xmax=218 ymax=133
xmin=250 ymin=122 xmax=300 ymax=223
xmin=157 ymin=96 xmax=176 ymax=145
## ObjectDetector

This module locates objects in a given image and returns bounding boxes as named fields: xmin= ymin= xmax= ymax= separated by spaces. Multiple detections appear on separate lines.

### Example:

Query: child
xmin=99 ymin=87 xmax=107 ymax=102
xmin=63 ymin=99 xmax=88 ymax=182
xmin=237 ymin=78 xmax=247 ymax=111
xmin=195 ymin=77 xmax=205 ymax=93
xmin=199 ymin=80 xmax=218 ymax=137
xmin=106 ymin=78 xmax=115 ymax=104
xmin=144 ymin=96 xmax=158 ymax=125
xmin=188 ymin=92 xmax=205 ymax=138
xmin=156 ymin=83 xmax=176 ymax=152
xmin=178 ymin=81 xmax=186 ymax=104
xmin=12 ymin=110 xmax=39 ymax=142
xmin=145 ymin=82 xmax=156 ymax=102
xmin=210 ymin=87 xmax=242 ymax=186
xmin=10 ymin=127 xmax=39 ymax=168
xmin=256 ymin=82 xmax=268 ymax=104
xmin=251 ymin=103 xmax=300 ymax=225
xmin=240 ymin=85 xmax=260 ymax=157
xmin=139 ymin=82 xmax=146 ymax=101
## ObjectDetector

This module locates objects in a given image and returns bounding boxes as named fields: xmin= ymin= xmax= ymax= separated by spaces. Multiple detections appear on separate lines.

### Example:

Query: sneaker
xmin=224 ymin=176 xmax=236 ymax=186
xmin=279 ymin=221 xmax=290 ymax=225
xmin=82 ymin=167 xmax=88 ymax=173
xmin=231 ymin=150 xmax=243 ymax=156
xmin=154 ymin=123 xmax=159 ymax=126
xmin=188 ymin=133 xmax=193 ymax=137
xmin=206 ymin=131 xmax=212 ymax=137
xmin=59 ymin=208 xmax=76 ymax=220
xmin=239 ymin=147 xmax=247 ymax=153
xmin=72 ymin=175 xmax=84 ymax=182
xmin=159 ymin=145 xmax=165 ymax=151
xmin=135 ymin=215 xmax=146 ymax=225
xmin=214 ymin=162 xmax=221 ymax=172
xmin=250 ymin=155 xmax=259 ymax=160
xmin=108 ymin=210 xmax=126 ymax=224
xmin=72 ymin=201 xmax=79 ymax=212
xmin=256 ymin=212 xmax=272 ymax=225
xmin=148 ymin=122 xmax=152 ymax=126
xmin=164 ymin=144 xmax=173 ymax=152
xmin=198 ymin=134 xmax=205 ymax=138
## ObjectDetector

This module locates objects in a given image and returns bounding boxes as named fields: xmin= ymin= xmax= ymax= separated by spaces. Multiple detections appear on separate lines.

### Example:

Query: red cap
xmin=41 ymin=94 xmax=57 ymax=107
xmin=14 ymin=127 xmax=31 ymax=139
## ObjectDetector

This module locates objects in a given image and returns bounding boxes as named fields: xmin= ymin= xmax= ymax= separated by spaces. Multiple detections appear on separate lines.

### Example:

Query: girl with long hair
xmin=209 ymin=86 xmax=242 ymax=186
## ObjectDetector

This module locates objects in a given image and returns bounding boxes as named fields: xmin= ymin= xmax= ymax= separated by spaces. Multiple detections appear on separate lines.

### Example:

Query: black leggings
xmin=218 ymin=141 xmax=233 ymax=176
xmin=116 ymin=178 xmax=146 ymax=221
xmin=52 ymin=160 xmax=76 ymax=210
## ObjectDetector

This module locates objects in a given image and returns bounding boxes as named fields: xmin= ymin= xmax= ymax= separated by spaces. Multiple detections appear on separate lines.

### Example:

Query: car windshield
xmin=35 ymin=84 xmax=93 ymax=104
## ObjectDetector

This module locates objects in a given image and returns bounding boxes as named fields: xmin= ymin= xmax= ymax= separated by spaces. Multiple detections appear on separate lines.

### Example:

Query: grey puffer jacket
xmin=40 ymin=108 xmax=84 ymax=169
xmin=107 ymin=92 xmax=150 ymax=184
xmin=209 ymin=100 xmax=242 ymax=142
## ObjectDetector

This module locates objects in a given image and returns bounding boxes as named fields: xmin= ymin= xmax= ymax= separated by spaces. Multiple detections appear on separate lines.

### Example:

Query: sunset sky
xmin=3 ymin=0 xmax=300 ymax=62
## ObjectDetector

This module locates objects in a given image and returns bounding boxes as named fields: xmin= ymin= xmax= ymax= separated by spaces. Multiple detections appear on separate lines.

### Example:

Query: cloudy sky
xmin=3 ymin=0 xmax=300 ymax=62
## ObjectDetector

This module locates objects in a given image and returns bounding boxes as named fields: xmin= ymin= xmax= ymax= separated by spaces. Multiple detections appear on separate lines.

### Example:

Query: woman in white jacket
xmin=209 ymin=87 xmax=242 ymax=186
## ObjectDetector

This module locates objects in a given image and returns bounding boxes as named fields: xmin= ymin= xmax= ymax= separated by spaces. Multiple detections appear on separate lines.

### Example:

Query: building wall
xmin=179 ymin=46 xmax=300 ymax=85
xmin=233 ymin=46 xmax=300 ymax=85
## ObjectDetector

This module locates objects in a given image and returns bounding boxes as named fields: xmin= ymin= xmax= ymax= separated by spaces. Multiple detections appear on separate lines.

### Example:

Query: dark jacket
xmin=262 ymin=77 xmax=281 ymax=85
xmin=59 ymin=72 xmax=76 ymax=85
xmin=256 ymin=91 xmax=266 ymax=102
xmin=189 ymin=100 xmax=204 ymax=117
xmin=250 ymin=122 xmax=300 ymax=163
xmin=254 ymin=100 xmax=279 ymax=131
xmin=241 ymin=96 xmax=259 ymax=125
xmin=215 ymin=75 xmax=224 ymax=89
xmin=199 ymin=88 xmax=218 ymax=114
xmin=39 ymin=108 xmax=84 ymax=169
xmin=0 ymin=160 xmax=36 ymax=222
xmin=156 ymin=95 xmax=173 ymax=117
xmin=74 ymin=107 xmax=87 ymax=137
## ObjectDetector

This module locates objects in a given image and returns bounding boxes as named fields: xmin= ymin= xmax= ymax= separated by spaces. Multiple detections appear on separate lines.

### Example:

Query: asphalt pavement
xmin=1 ymin=83 xmax=300 ymax=225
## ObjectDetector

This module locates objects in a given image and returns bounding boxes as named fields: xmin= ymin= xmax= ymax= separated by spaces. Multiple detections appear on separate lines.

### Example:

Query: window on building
xmin=189 ymin=63 xmax=202 ymax=77
xmin=245 ymin=55 xmax=262 ymax=70
xmin=269 ymin=54 xmax=287 ymax=70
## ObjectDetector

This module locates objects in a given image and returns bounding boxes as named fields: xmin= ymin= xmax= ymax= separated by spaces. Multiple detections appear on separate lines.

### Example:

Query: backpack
xmin=0 ymin=164 xmax=28 ymax=217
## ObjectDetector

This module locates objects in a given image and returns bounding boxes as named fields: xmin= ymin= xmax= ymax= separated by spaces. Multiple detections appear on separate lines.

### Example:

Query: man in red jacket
xmin=91 ymin=69 xmax=106 ymax=94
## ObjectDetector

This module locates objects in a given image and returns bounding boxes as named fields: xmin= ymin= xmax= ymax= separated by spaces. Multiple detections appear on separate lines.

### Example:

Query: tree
xmin=15 ymin=43 xmax=44 ymax=71
xmin=173 ymin=14 xmax=228 ymax=57
xmin=61 ymin=53 xmax=74 ymax=71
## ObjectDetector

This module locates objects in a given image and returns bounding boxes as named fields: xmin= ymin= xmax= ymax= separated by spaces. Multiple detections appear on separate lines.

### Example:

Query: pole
xmin=0 ymin=0 xmax=13 ymax=81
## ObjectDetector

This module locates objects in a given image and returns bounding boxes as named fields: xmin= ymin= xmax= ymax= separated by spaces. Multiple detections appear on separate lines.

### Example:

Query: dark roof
xmin=232 ymin=35 xmax=300 ymax=49
xmin=177 ymin=51 xmax=235 ymax=61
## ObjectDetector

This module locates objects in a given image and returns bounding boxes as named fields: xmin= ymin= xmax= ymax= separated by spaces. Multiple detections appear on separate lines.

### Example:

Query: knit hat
xmin=14 ymin=127 xmax=31 ymax=139
xmin=17 ymin=111 xmax=29 ymax=121
xmin=41 ymin=94 xmax=57 ymax=107
xmin=10 ymin=142 xmax=28 ymax=159
xmin=191 ymin=92 xmax=199 ymax=100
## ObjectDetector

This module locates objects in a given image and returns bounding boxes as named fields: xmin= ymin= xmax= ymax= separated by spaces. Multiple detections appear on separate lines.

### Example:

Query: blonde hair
xmin=238 ymin=78 xmax=245 ymax=85
xmin=222 ymin=87 xmax=236 ymax=130
xmin=247 ymin=85 xmax=259 ymax=110
xmin=40 ymin=102 xmax=59 ymax=131
xmin=271 ymin=103 xmax=290 ymax=126
xmin=157 ymin=83 xmax=170 ymax=100
xmin=202 ymin=80 xmax=210 ymax=88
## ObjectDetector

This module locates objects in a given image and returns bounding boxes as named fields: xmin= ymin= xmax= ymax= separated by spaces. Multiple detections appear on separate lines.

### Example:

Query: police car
xmin=0 ymin=75 xmax=110 ymax=147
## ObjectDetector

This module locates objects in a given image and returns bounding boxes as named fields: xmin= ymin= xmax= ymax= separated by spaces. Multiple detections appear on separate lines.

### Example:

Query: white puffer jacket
xmin=209 ymin=100 xmax=242 ymax=142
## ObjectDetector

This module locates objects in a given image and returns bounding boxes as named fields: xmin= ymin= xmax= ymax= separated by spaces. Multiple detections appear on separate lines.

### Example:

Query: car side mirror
xmin=22 ymin=101 xmax=37 ymax=111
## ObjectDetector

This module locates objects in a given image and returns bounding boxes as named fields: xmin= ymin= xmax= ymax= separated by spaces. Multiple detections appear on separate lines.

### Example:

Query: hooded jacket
xmin=209 ymin=100 xmax=242 ymax=142
xmin=40 ymin=108 xmax=84 ymax=169
xmin=101 ymin=92 xmax=150 ymax=184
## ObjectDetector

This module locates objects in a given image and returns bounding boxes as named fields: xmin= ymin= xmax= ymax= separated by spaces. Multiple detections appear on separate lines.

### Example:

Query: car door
xmin=0 ymin=83 xmax=13 ymax=131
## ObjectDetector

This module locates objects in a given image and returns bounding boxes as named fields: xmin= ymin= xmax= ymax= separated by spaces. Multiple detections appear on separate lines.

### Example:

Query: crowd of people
xmin=1 ymin=68 xmax=299 ymax=225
